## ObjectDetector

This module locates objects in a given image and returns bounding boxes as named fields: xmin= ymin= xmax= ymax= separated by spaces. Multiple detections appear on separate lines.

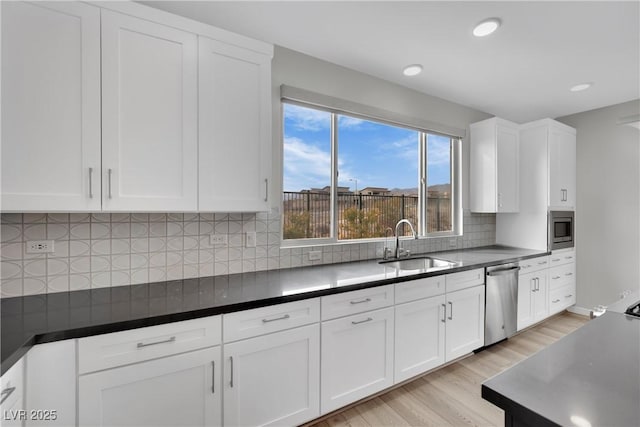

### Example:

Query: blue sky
xmin=283 ymin=103 xmax=451 ymax=192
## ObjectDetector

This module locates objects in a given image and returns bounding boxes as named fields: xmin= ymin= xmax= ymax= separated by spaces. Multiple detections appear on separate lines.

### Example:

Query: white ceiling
xmin=143 ymin=1 xmax=640 ymax=123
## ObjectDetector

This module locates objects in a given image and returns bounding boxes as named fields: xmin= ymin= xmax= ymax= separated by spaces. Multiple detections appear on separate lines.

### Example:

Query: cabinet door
xmin=321 ymin=307 xmax=394 ymax=414
xmin=549 ymin=128 xmax=576 ymax=208
xmin=101 ymin=10 xmax=198 ymax=211
xmin=394 ymin=295 xmax=445 ymax=383
xmin=199 ymin=37 xmax=272 ymax=212
xmin=223 ymin=324 xmax=320 ymax=427
xmin=1 ymin=358 xmax=24 ymax=427
xmin=445 ymin=285 xmax=485 ymax=361
xmin=79 ymin=346 xmax=221 ymax=427
xmin=532 ymin=272 xmax=549 ymax=322
xmin=517 ymin=273 xmax=535 ymax=331
xmin=496 ymin=124 xmax=519 ymax=212
xmin=1 ymin=1 xmax=101 ymax=211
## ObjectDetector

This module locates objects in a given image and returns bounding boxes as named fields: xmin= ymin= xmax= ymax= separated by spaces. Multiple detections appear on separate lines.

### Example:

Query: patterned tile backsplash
xmin=0 ymin=211 xmax=495 ymax=297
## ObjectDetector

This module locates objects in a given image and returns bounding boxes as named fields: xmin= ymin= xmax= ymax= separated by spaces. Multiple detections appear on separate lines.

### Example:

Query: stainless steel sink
xmin=380 ymin=256 xmax=457 ymax=271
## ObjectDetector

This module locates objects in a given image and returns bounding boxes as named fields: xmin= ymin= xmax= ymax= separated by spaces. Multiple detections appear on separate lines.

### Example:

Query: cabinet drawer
xmin=223 ymin=298 xmax=320 ymax=342
xmin=79 ymin=315 xmax=222 ymax=374
xmin=548 ymin=263 xmax=575 ymax=290
xmin=321 ymin=285 xmax=393 ymax=321
xmin=518 ymin=256 xmax=549 ymax=275
xmin=395 ymin=276 xmax=445 ymax=305
xmin=549 ymin=283 xmax=576 ymax=314
xmin=549 ymin=250 xmax=575 ymax=267
xmin=445 ymin=268 xmax=484 ymax=293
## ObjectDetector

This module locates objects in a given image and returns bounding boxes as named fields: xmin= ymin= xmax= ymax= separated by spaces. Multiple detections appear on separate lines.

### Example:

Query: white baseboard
xmin=567 ymin=305 xmax=591 ymax=316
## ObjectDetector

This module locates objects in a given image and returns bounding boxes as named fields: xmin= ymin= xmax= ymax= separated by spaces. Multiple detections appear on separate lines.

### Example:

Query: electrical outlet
xmin=27 ymin=240 xmax=55 ymax=254
xmin=210 ymin=234 xmax=228 ymax=246
xmin=308 ymin=251 xmax=322 ymax=261
xmin=245 ymin=232 xmax=256 ymax=248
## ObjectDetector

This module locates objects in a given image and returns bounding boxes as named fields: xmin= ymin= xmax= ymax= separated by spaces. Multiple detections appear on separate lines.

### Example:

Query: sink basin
xmin=380 ymin=256 xmax=457 ymax=271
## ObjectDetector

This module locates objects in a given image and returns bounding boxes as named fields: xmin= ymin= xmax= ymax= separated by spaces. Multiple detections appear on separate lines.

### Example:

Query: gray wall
xmin=558 ymin=100 xmax=640 ymax=310
xmin=270 ymin=46 xmax=492 ymax=211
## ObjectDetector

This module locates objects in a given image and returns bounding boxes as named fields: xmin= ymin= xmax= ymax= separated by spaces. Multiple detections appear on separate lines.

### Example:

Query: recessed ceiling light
xmin=473 ymin=18 xmax=501 ymax=37
xmin=569 ymin=82 xmax=593 ymax=92
xmin=402 ymin=64 xmax=423 ymax=76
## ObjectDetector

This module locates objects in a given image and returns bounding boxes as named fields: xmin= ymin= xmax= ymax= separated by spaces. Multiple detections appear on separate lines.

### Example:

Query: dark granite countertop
xmin=1 ymin=245 xmax=547 ymax=376
xmin=482 ymin=312 xmax=640 ymax=427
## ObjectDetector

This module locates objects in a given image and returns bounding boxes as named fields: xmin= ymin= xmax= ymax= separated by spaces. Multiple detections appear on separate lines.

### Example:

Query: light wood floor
xmin=306 ymin=311 xmax=589 ymax=427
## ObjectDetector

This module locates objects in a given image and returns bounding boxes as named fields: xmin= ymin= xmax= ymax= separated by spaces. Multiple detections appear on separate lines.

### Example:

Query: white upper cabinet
xmin=470 ymin=117 xmax=519 ymax=213
xmin=548 ymin=126 xmax=577 ymax=209
xmin=198 ymin=37 xmax=272 ymax=212
xmin=519 ymin=119 xmax=576 ymax=211
xmin=101 ymin=10 xmax=198 ymax=212
xmin=1 ymin=1 xmax=101 ymax=212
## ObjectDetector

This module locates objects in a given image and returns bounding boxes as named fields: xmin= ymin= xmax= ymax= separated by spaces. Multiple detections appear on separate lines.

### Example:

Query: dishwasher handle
xmin=486 ymin=266 xmax=521 ymax=276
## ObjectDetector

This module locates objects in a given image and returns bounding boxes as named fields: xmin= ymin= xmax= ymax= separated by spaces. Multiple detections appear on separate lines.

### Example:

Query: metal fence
xmin=282 ymin=191 xmax=451 ymax=240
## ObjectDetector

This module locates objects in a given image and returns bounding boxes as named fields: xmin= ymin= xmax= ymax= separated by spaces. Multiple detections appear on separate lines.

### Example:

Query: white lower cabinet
xmin=444 ymin=285 xmax=485 ymax=361
xmin=79 ymin=346 xmax=222 ymax=427
xmin=321 ymin=307 xmax=394 ymax=414
xmin=394 ymin=294 xmax=446 ymax=383
xmin=223 ymin=324 xmax=320 ymax=427
xmin=25 ymin=341 xmax=76 ymax=427
xmin=1 ymin=357 xmax=24 ymax=427
xmin=517 ymin=271 xmax=549 ymax=331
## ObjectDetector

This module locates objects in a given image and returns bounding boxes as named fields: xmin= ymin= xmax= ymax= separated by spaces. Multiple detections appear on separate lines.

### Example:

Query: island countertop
xmin=482 ymin=311 xmax=640 ymax=427
xmin=1 ymin=245 xmax=547 ymax=375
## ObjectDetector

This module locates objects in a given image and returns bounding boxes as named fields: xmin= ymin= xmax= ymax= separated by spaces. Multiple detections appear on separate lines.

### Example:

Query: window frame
xmin=281 ymin=100 xmax=462 ymax=247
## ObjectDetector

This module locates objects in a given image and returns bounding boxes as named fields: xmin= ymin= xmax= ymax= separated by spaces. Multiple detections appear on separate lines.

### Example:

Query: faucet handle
xmin=383 ymin=247 xmax=393 ymax=260
xmin=398 ymin=248 xmax=411 ymax=258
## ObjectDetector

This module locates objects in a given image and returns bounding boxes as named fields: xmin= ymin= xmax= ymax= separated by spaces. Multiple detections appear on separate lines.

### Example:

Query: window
xmin=282 ymin=102 xmax=460 ymax=243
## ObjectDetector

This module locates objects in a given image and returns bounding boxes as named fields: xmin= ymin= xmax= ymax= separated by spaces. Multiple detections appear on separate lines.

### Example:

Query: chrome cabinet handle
xmin=137 ymin=336 xmax=176 ymax=348
xmin=552 ymin=258 xmax=561 ymax=262
xmin=351 ymin=317 xmax=373 ymax=325
xmin=538 ymin=261 xmax=547 ymax=265
xmin=230 ymin=356 xmax=234 ymax=388
xmin=0 ymin=386 xmax=16 ymax=405
xmin=531 ymin=278 xmax=535 ymax=292
xmin=552 ymin=276 xmax=561 ymax=280
xmin=350 ymin=298 xmax=371 ymax=305
xmin=262 ymin=314 xmax=290 ymax=323
xmin=536 ymin=278 xmax=540 ymax=291
xmin=441 ymin=303 xmax=446 ymax=323
xmin=448 ymin=301 xmax=453 ymax=320
xmin=552 ymin=299 xmax=561 ymax=303
xmin=565 ymin=294 xmax=573 ymax=298
xmin=565 ymin=256 xmax=573 ymax=260
xmin=108 ymin=168 xmax=113 ymax=199
xmin=565 ymin=272 xmax=573 ymax=276
xmin=211 ymin=361 xmax=215 ymax=394
xmin=88 ymin=167 xmax=93 ymax=198
xmin=264 ymin=178 xmax=268 ymax=202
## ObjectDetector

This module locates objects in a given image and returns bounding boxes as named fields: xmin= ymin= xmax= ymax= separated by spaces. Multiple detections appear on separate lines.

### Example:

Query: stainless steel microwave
xmin=549 ymin=211 xmax=574 ymax=250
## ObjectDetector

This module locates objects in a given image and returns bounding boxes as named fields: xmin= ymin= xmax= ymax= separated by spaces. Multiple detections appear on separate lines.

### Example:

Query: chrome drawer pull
xmin=552 ymin=258 xmax=561 ymax=262
xmin=137 ymin=336 xmax=176 ymax=348
xmin=538 ymin=261 xmax=547 ymax=265
xmin=350 ymin=298 xmax=372 ymax=305
xmin=552 ymin=299 xmax=561 ymax=303
xmin=552 ymin=276 xmax=561 ymax=280
xmin=262 ymin=314 xmax=290 ymax=323
xmin=565 ymin=256 xmax=573 ymax=260
xmin=565 ymin=294 xmax=573 ymax=298
xmin=351 ymin=317 xmax=373 ymax=325
xmin=565 ymin=272 xmax=573 ymax=276
xmin=0 ymin=387 xmax=16 ymax=405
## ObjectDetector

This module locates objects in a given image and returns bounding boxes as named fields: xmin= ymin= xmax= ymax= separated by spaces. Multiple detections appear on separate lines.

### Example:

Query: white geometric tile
xmin=1 ymin=243 xmax=23 ymax=260
xmin=149 ymin=213 xmax=166 ymax=222
xmin=70 ymin=257 xmax=91 ymax=273
xmin=69 ymin=213 xmax=90 ymax=222
xmin=111 ymin=223 xmax=131 ymax=239
xmin=148 ymin=238 xmax=166 ymax=252
xmin=47 ymin=213 xmax=69 ymax=223
xmin=1 ymin=278 xmax=23 ymax=297
xmin=91 ymin=213 xmax=111 ymax=223
xmin=1 ymin=213 xmax=22 ymax=224
xmin=111 ymin=213 xmax=131 ymax=222
xmin=149 ymin=268 xmax=166 ymax=282
xmin=47 ymin=275 xmax=69 ymax=293
xmin=111 ymin=239 xmax=130 ymax=255
xmin=23 ymin=259 xmax=46 ymax=277
xmin=131 ymin=269 xmax=149 ymax=285
xmin=167 ymin=237 xmax=183 ymax=251
xmin=91 ymin=240 xmax=111 ymax=256
xmin=47 ymin=258 xmax=69 ymax=276
xmin=130 ymin=254 xmax=149 ymax=270
xmin=131 ymin=238 xmax=149 ymax=254
xmin=24 ymin=224 xmax=46 ymax=240
xmin=91 ymin=272 xmax=111 ymax=288
xmin=131 ymin=223 xmax=149 ymax=238
xmin=111 ymin=255 xmax=130 ymax=271
xmin=149 ymin=253 xmax=166 ymax=268
xmin=70 ymin=223 xmax=91 ymax=240
xmin=111 ymin=271 xmax=130 ymax=287
xmin=23 ymin=213 xmax=46 ymax=223
xmin=69 ymin=274 xmax=91 ymax=291
xmin=91 ymin=256 xmax=111 ymax=272
xmin=1 ymin=261 xmax=22 ymax=280
xmin=23 ymin=278 xmax=46 ymax=295
xmin=69 ymin=240 xmax=91 ymax=257
xmin=183 ymin=236 xmax=198 ymax=251
xmin=91 ymin=223 xmax=110 ymax=239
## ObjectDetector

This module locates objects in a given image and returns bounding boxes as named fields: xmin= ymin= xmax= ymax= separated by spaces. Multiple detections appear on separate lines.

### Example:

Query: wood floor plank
xmin=307 ymin=312 xmax=589 ymax=427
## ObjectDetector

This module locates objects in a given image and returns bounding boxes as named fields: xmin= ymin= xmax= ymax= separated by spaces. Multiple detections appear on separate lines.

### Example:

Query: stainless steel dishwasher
xmin=485 ymin=263 xmax=520 ymax=346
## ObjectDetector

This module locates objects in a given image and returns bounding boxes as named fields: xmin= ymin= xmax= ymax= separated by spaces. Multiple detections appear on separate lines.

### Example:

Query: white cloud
xmin=284 ymin=104 xmax=330 ymax=132
xmin=338 ymin=115 xmax=365 ymax=128
xmin=283 ymin=137 xmax=331 ymax=191
xmin=427 ymin=138 xmax=451 ymax=166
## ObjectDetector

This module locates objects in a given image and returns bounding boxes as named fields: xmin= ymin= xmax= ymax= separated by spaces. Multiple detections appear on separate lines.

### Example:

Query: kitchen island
xmin=482 ymin=310 xmax=640 ymax=427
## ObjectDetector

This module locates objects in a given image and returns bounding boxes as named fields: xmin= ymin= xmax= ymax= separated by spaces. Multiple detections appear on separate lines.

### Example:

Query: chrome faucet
xmin=395 ymin=219 xmax=418 ymax=259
